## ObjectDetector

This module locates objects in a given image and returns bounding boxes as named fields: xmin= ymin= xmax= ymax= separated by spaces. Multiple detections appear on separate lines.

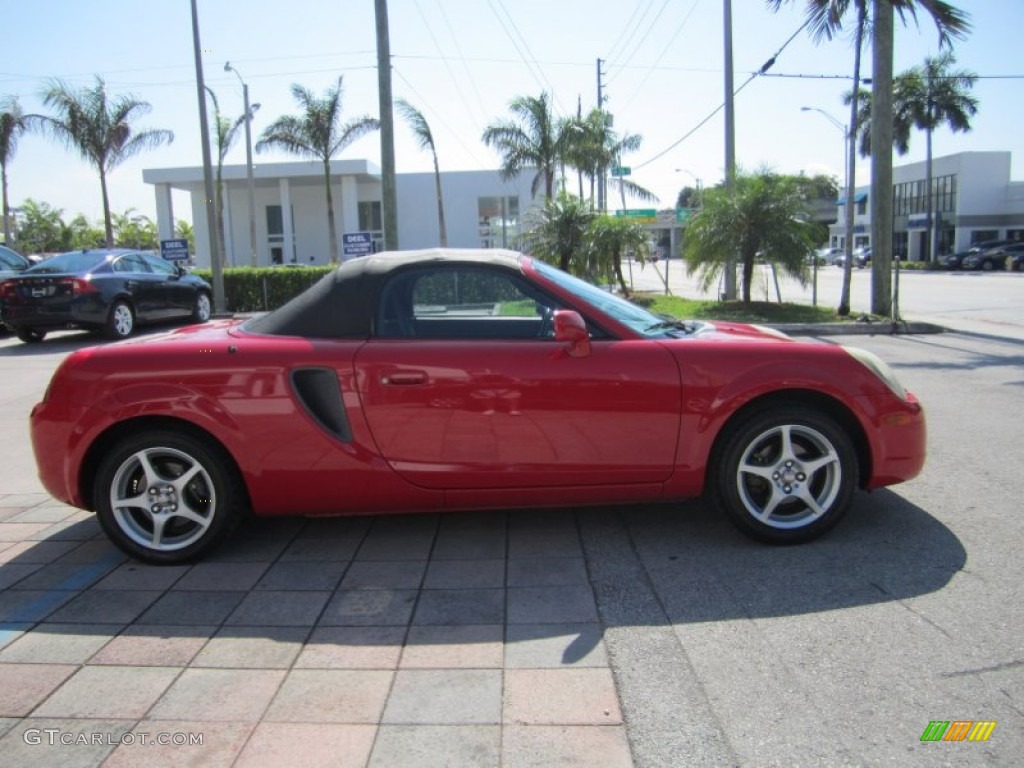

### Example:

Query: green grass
xmin=634 ymin=293 xmax=852 ymax=324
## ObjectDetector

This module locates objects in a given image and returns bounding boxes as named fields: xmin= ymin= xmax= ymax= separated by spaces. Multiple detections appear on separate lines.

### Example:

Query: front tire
xmin=105 ymin=300 xmax=135 ymax=339
xmin=711 ymin=406 xmax=858 ymax=544
xmin=94 ymin=430 xmax=244 ymax=563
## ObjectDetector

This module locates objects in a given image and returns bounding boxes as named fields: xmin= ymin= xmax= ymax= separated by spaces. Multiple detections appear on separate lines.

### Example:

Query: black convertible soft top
xmin=243 ymin=248 xmax=526 ymax=339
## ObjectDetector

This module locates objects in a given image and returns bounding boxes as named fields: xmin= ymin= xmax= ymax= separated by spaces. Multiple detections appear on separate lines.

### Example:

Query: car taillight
xmin=58 ymin=277 xmax=99 ymax=295
xmin=0 ymin=281 xmax=13 ymax=298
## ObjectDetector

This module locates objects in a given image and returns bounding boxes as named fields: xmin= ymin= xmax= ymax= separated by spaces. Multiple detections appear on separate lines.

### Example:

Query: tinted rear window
xmin=26 ymin=252 xmax=112 ymax=274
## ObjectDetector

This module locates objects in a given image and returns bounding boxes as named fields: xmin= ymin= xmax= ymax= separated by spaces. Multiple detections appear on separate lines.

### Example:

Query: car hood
xmin=685 ymin=321 xmax=793 ymax=343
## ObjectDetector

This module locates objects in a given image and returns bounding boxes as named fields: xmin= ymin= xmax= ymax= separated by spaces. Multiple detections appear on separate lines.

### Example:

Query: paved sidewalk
xmin=0 ymin=503 xmax=633 ymax=766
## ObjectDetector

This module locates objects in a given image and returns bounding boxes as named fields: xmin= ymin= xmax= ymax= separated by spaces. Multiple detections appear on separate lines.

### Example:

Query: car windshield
xmin=531 ymin=259 xmax=696 ymax=337
xmin=25 ymin=252 xmax=110 ymax=274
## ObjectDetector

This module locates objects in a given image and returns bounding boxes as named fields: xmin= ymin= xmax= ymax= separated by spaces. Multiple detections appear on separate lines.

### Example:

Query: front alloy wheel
xmin=95 ymin=431 xmax=243 ymax=563
xmin=713 ymin=407 xmax=857 ymax=544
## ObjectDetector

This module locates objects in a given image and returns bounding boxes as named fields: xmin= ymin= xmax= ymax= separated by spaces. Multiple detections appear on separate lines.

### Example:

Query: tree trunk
xmin=432 ymin=152 xmax=447 ymax=247
xmin=100 ymin=167 xmax=113 ymax=248
xmin=870 ymin=0 xmax=894 ymax=317
xmin=1 ymin=165 xmax=10 ymax=244
xmin=324 ymin=161 xmax=339 ymax=264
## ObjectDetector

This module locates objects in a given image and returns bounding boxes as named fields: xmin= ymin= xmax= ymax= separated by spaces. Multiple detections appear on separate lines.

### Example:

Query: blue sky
xmin=2 ymin=0 xmax=1020 ymax=225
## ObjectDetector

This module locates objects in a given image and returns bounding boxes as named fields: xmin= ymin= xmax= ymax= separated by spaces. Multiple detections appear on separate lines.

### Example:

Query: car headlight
xmin=844 ymin=346 xmax=907 ymax=400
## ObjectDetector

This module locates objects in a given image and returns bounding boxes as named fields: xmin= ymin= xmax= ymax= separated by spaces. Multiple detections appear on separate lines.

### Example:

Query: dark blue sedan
xmin=0 ymin=249 xmax=212 ymax=343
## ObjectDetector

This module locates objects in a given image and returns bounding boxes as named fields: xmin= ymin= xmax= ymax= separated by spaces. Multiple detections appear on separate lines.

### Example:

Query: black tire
xmin=980 ymin=259 xmax=994 ymax=272
xmin=105 ymin=300 xmax=135 ymax=340
xmin=192 ymin=291 xmax=212 ymax=323
xmin=16 ymin=327 xmax=46 ymax=343
xmin=94 ymin=430 xmax=245 ymax=564
xmin=711 ymin=406 xmax=858 ymax=544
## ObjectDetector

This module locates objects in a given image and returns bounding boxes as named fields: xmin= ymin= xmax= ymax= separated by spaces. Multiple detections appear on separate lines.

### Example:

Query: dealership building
xmin=143 ymin=160 xmax=538 ymax=266
xmin=144 ymin=149 xmax=1023 ymax=266
xmin=826 ymin=151 xmax=1024 ymax=260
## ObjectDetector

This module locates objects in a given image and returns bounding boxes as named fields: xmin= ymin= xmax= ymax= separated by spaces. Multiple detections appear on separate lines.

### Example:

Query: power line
xmin=620 ymin=0 xmax=702 ymax=111
xmin=412 ymin=0 xmax=484 ymax=133
xmin=607 ymin=0 xmax=674 ymax=86
xmin=634 ymin=19 xmax=810 ymax=171
xmin=606 ymin=0 xmax=657 ymax=71
xmin=392 ymin=67 xmax=489 ymax=168
xmin=434 ymin=0 xmax=490 ymax=128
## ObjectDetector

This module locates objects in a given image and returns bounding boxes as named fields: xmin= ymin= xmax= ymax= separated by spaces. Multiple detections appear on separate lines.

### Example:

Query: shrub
xmin=193 ymin=266 xmax=333 ymax=312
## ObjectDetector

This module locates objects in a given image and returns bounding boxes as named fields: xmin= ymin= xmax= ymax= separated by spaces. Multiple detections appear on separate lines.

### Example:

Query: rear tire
xmin=94 ymin=430 xmax=245 ymax=564
xmin=16 ymin=327 xmax=46 ymax=343
xmin=192 ymin=291 xmax=212 ymax=323
xmin=711 ymin=406 xmax=858 ymax=544
xmin=105 ymin=301 xmax=134 ymax=340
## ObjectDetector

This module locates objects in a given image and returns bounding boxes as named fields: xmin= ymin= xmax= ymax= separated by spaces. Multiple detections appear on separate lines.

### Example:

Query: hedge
xmin=192 ymin=266 xmax=334 ymax=312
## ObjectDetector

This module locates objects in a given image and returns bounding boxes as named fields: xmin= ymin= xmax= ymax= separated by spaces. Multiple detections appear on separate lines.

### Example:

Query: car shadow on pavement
xmin=0 ymin=489 xmax=964 ymax=657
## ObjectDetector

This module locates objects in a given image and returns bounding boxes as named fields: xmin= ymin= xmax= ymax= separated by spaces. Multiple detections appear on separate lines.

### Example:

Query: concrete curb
xmin=769 ymin=321 xmax=946 ymax=337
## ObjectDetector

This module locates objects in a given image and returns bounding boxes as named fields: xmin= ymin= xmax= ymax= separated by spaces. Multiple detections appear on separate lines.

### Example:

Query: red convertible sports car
xmin=31 ymin=249 xmax=926 ymax=563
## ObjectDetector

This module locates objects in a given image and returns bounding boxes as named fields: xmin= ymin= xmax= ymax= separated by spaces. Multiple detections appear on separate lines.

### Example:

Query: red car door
xmin=352 ymin=264 xmax=682 ymax=491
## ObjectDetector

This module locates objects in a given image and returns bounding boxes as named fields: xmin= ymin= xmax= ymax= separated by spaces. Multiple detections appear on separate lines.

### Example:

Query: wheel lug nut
xmin=797 ymin=473 xmax=806 ymax=481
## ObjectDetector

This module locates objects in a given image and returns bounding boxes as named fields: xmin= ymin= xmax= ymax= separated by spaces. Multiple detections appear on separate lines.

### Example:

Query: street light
xmin=674 ymin=168 xmax=703 ymax=209
xmin=225 ymin=61 xmax=259 ymax=267
xmin=802 ymin=106 xmax=854 ymax=308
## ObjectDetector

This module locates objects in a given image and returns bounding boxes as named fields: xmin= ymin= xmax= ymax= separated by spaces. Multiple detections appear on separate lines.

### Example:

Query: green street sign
xmin=615 ymin=209 xmax=656 ymax=218
xmin=676 ymin=208 xmax=697 ymax=223
xmin=611 ymin=166 xmax=631 ymax=177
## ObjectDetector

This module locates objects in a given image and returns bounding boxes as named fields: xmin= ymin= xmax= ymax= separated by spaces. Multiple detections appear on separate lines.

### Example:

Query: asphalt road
xmin=0 ymin=325 xmax=1021 ymax=766
xmin=631 ymin=259 xmax=1024 ymax=340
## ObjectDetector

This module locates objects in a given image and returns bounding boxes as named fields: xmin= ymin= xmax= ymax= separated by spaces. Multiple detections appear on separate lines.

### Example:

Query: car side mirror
xmin=553 ymin=310 xmax=591 ymax=358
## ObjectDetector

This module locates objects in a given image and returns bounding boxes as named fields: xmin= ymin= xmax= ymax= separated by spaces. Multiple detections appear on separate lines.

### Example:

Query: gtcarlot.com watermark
xmin=24 ymin=729 xmax=203 ymax=747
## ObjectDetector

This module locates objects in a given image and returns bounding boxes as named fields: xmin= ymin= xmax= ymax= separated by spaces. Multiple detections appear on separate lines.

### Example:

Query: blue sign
xmin=342 ymin=232 xmax=374 ymax=259
xmin=160 ymin=238 xmax=190 ymax=261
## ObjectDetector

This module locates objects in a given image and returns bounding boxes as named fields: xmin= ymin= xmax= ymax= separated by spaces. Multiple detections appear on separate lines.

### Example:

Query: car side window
xmin=113 ymin=254 xmax=153 ymax=274
xmin=144 ymin=254 xmax=177 ymax=276
xmin=376 ymin=266 xmax=561 ymax=340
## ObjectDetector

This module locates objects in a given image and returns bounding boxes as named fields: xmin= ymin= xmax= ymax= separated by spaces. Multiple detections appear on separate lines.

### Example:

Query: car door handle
xmin=381 ymin=371 xmax=428 ymax=386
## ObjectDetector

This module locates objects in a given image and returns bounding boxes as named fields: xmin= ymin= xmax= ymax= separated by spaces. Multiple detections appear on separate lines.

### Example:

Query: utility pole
xmin=722 ymin=0 xmax=737 ymax=300
xmin=596 ymin=58 xmax=607 ymax=213
xmin=190 ymin=0 xmax=224 ymax=311
xmin=871 ymin=0 xmax=894 ymax=317
xmin=375 ymin=0 xmax=398 ymax=250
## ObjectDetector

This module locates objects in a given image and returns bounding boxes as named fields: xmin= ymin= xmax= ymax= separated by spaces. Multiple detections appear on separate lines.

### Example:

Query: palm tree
xmin=683 ymin=172 xmax=815 ymax=304
xmin=520 ymin=192 xmax=595 ymax=273
xmin=395 ymin=99 xmax=447 ymax=247
xmin=205 ymin=88 xmax=248 ymax=266
xmin=36 ymin=76 xmax=173 ymax=248
xmin=766 ymin=0 xmax=969 ymax=315
xmin=586 ymin=215 xmax=650 ymax=295
xmin=482 ymin=93 xmax=568 ymax=200
xmin=256 ymin=77 xmax=379 ymax=263
xmin=0 ymin=96 xmax=34 ymax=245
xmin=844 ymin=51 xmax=977 ymax=261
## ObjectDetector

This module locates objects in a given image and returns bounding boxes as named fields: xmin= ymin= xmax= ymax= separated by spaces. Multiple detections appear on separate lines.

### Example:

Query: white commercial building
xmin=142 ymin=160 xmax=538 ymax=266
xmin=827 ymin=151 xmax=1024 ymax=260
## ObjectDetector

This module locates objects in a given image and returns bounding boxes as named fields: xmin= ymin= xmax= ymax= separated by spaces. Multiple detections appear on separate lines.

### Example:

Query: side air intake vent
xmin=290 ymin=368 xmax=352 ymax=442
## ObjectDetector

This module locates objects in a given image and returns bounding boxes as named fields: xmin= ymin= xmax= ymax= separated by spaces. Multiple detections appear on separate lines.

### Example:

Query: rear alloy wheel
xmin=980 ymin=259 xmax=994 ymax=272
xmin=712 ymin=407 xmax=857 ymax=544
xmin=16 ymin=327 xmax=46 ymax=344
xmin=192 ymin=292 xmax=212 ymax=322
xmin=105 ymin=301 xmax=134 ymax=339
xmin=94 ymin=430 xmax=243 ymax=563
